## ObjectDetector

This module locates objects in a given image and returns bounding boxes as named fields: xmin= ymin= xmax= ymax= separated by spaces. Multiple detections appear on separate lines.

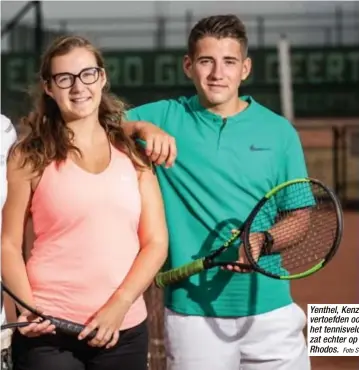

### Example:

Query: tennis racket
xmin=0 ymin=283 xmax=97 ymax=339
xmin=155 ymin=177 xmax=343 ymax=287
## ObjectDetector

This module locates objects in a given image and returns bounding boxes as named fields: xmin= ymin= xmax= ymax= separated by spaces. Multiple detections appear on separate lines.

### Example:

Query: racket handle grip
xmin=48 ymin=317 xmax=97 ymax=340
xmin=155 ymin=259 xmax=205 ymax=288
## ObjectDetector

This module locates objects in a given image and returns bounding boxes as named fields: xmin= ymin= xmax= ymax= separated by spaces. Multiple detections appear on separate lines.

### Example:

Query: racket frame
xmin=155 ymin=177 xmax=343 ymax=287
xmin=242 ymin=178 xmax=344 ymax=280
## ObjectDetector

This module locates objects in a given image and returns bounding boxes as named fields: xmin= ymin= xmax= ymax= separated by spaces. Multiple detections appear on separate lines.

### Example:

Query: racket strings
xmin=247 ymin=182 xmax=339 ymax=277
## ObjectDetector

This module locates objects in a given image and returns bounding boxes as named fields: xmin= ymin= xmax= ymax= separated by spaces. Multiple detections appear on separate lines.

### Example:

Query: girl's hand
xmin=78 ymin=293 xmax=132 ymax=349
xmin=17 ymin=309 xmax=56 ymax=337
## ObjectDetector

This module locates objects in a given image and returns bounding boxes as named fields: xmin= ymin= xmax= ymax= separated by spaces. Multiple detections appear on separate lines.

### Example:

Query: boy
xmin=125 ymin=15 xmax=310 ymax=370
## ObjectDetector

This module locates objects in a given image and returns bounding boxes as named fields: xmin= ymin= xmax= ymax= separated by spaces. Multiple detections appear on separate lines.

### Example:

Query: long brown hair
xmin=13 ymin=35 xmax=146 ymax=175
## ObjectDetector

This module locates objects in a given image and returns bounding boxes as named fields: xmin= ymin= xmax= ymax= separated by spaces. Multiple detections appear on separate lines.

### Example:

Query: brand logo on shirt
xmin=250 ymin=145 xmax=271 ymax=151
xmin=120 ymin=175 xmax=131 ymax=182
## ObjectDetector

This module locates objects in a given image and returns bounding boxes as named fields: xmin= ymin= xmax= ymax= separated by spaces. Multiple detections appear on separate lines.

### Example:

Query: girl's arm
xmin=2 ymin=151 xmax=35 ymax=309
xmin=113 ymin=166 xmax=168 ymax=303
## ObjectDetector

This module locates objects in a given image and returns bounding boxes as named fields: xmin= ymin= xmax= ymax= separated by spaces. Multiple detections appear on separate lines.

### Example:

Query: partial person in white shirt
xmin=1 ymin=113 xmax=18 ymax=350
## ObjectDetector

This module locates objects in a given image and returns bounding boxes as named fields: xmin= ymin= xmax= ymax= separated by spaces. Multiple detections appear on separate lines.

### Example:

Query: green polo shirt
xmin=127 ymin=95 xmax=308 ymax=317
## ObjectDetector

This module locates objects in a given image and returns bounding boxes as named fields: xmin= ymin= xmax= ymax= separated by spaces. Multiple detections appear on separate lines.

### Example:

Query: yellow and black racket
xmin=155 ymin=178 xmax=343 ymax=287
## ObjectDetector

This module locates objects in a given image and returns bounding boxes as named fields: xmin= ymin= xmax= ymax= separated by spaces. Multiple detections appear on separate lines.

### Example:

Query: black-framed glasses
xmin=50 ymin=67 xmax=102 ymax=89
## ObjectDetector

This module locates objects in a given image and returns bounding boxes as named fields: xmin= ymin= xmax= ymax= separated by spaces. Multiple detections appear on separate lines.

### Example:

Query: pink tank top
xmin=26 ymin=145 xmax=147 ymax=329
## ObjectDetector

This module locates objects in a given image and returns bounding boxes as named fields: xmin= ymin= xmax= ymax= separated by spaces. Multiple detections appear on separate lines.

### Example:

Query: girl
xmin=1 ymin=36 xmax=168 ymax=370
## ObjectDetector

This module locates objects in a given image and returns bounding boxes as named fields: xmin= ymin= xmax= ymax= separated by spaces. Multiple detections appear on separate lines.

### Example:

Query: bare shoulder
xmin=136 ymin=165 xmax=156 ymax=182
xmin=133 ymin=142 xmax=154 ymax=181
xmin=7 ymin=145 xmax=36 ymax=183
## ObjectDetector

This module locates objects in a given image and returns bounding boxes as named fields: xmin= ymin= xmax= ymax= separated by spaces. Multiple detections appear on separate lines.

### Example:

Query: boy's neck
xmin=200 ymin=96 xmax=248 ymax=118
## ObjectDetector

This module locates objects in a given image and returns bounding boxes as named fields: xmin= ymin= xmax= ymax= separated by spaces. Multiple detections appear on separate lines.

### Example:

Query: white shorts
xmin=164 ymin=303 xmax=310 ymax=370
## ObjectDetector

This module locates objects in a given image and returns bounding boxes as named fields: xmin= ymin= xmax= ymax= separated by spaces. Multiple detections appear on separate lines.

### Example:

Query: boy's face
xmin=183 ymin=36 xmax=251 ymax=108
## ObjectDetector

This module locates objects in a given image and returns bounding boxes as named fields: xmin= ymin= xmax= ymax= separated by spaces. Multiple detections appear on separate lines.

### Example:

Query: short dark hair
xmin=187 ymin=15 xmax=248 ymax=57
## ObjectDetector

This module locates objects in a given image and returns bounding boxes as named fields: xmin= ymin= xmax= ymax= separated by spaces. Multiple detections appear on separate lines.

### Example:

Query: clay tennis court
xmin=292 ymin=119 xmax=359 ymax=369
xmin=292 ymin=211 xmax=359 ymax=370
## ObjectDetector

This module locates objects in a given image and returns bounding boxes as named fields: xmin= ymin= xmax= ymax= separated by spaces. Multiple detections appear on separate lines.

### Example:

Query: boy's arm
xmin=124 ymin=102 xmax=177 ymax=167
